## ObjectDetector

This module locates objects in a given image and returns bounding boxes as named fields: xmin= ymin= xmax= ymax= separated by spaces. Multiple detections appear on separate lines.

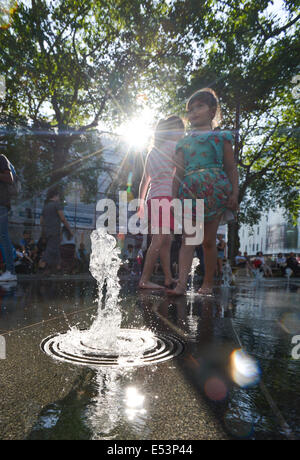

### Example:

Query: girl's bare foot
xmin=164 ymin=278 xmax=178 ymax=288
xmin=197 ymin=286 xmax=214 ymax=296
xmin=166 ymin=282 xmax=186 ymax=297
xmin=139 ymin=281 xmax=165 ymax=290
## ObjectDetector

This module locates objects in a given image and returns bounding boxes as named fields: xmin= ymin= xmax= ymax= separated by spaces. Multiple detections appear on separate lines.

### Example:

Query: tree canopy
xmin=0 ymin=0 xmax=188 ymax=195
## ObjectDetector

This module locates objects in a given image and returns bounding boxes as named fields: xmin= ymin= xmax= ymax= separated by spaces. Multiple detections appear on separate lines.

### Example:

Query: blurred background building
xmin=239 ymin=208 xmax=300 ymax=255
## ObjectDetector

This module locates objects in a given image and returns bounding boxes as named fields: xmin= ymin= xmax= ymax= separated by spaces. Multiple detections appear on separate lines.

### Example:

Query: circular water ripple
xmin=41 ymin=329 xmax=185 ymax=368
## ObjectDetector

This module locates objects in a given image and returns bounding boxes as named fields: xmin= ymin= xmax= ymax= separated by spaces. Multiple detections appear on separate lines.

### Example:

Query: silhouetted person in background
xmin=39 ymin=188 xmax=72 ymax=274
xmin=0 ymin=153 xmax=17 ymax=282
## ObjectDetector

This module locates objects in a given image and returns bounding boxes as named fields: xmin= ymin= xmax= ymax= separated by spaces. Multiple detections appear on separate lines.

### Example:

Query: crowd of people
xmin=234 ymin=250 xmax=300 ymax=277
xmin=0 ymin=185 xmax=90 ymax=280
xmin=121 ymin=237 xmax=300 ymax=283
xmin=0 ymin=227 xmax=90 ymax=277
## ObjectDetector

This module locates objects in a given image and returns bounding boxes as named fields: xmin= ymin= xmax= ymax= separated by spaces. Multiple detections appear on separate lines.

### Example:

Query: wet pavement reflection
xmin=0 ymin=278 xmax=299 ymax=440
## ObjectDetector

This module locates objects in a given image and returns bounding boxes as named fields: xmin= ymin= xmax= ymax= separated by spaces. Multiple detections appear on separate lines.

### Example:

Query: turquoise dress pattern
xmin=176 ymin=129 xmax=234 ymax=223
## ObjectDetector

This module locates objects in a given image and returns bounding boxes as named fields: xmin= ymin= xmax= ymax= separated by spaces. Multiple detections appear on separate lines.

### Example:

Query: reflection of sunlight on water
xmin=124 ymin=387 xmax=146 ymax=421
xmin=85 ymin=370 xmax=122 ymax=440
xmin=223 ymin=404 xmax=255 ymax=439
xmin=84 ymin=371 xmax=148 ymax=440
xmin=186 ymin=311 xmax=199 ymax=341
xmin=230 ymin=349 xmax=261 ymax=388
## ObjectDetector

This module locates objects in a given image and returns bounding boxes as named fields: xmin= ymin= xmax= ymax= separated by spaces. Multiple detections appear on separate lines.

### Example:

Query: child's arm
xmin=58 ymin=210 xmax=73 ymax=235
xmin=223 ymin=140 xmax=239 ymax=210
xmin=173 ymin=148 xmax=185 ymax=198
xmin=139 ymin=170 xmax=150 ymax=203
xmin=138 ymin=160 xmax=150 ymax=218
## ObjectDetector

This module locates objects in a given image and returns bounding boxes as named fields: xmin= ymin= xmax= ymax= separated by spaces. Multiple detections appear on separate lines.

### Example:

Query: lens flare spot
xmin=204 ymin=377 xmax=228 ymax=401
xmin=230 ymin=349 xmax=261 ymax=388
xmin=279 ymin=312 xmax=300 ymax=335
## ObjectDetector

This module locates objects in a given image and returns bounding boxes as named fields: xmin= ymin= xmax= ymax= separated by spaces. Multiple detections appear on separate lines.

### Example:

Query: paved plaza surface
xmin=0 ymin=275 xmax=299 ymax=440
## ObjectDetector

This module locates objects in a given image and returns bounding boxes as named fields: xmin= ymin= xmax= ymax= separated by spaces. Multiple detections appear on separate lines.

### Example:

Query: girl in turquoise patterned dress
xmin=167 ymin=88 xmax=239 ymax=296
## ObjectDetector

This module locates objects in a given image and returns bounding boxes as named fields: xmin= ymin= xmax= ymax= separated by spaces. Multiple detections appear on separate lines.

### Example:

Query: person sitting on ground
xmin=286 ymin=252 xmax=300 ymax=276
xmin=243 ymin=251 xmax=251 ymax=264
xmin=14 ymin=244 xmax=34 ymax=274
xmin=242 ymin=251 xmax=252 ymax=275
xmin=20 ymin=230 xmax=35 ymax=254
xmin=256 ymin=251 xmax=273 ymax=277
xmin=235 ymin=251 xmax=246 ymax=267
xmin=252 ymin=253 xmax=263 ymax=272
xmin=39 ymin=188 xmax=73 ymax=274
xmin=222 ymin=258 xmax=233 ymax=285
xmin=244 ymin=251 xmax=252 ymax=266
xmin=263 ymin=255 xmax=273 ymax=278
xmin=276 ymin=253 xmax=287 ymax=276
xmin=20 ymin=230 xmax=38 ymax=268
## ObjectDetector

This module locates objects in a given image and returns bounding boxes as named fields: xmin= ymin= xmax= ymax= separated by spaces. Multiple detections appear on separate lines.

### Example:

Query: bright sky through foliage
xmin=117 ymin=107 xmax=155 ymax=150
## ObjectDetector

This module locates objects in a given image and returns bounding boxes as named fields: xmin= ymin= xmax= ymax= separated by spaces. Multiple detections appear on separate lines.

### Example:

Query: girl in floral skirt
xmin=167 ymin=88 xmax=239 ymax=296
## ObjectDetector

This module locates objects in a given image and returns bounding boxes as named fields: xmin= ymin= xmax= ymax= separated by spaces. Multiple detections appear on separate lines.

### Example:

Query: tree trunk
xmin=234 ymin=100 xmax=240 ymax=163
xmin=51 ymin=132 xmax=70 ymax=185
xmin=227 ymin=99 xmax=241 ymax=263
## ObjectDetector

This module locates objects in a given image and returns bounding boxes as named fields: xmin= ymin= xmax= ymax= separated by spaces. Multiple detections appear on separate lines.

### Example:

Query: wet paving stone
xmin=0 ymin=277 xmax=299 ymax=440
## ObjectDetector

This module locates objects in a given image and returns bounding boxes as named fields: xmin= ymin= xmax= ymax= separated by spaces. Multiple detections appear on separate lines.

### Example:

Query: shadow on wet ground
xmin=0 ymin=276 xmax=299 ymax=440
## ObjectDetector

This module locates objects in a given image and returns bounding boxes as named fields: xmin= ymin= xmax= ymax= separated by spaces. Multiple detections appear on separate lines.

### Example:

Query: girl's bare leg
xmin=159 ymin=234 xmax=174 ymax=286
xmin=167 ymin=236 xmax=195 ymax=295
xmin=139 ymin=234 xmax=165 ymax=289
xmin=199 ymin=215 xmax=222 ymax=293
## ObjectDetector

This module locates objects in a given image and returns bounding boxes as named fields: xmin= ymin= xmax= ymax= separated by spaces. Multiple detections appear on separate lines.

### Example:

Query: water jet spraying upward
xmin=41 ymin=229 xmax=184 ymax=368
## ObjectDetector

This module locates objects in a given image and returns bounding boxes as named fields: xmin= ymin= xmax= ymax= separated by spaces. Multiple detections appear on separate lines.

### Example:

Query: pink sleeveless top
xmin=146 ymin=140 xmax=177 ymax=201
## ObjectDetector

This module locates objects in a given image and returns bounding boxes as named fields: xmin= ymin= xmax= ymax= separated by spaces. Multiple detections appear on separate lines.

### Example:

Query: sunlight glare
xmin=119 ymin=108 xmax=155 ymax=149
xmin=124 ymin=386 xmax=146 ymax=421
